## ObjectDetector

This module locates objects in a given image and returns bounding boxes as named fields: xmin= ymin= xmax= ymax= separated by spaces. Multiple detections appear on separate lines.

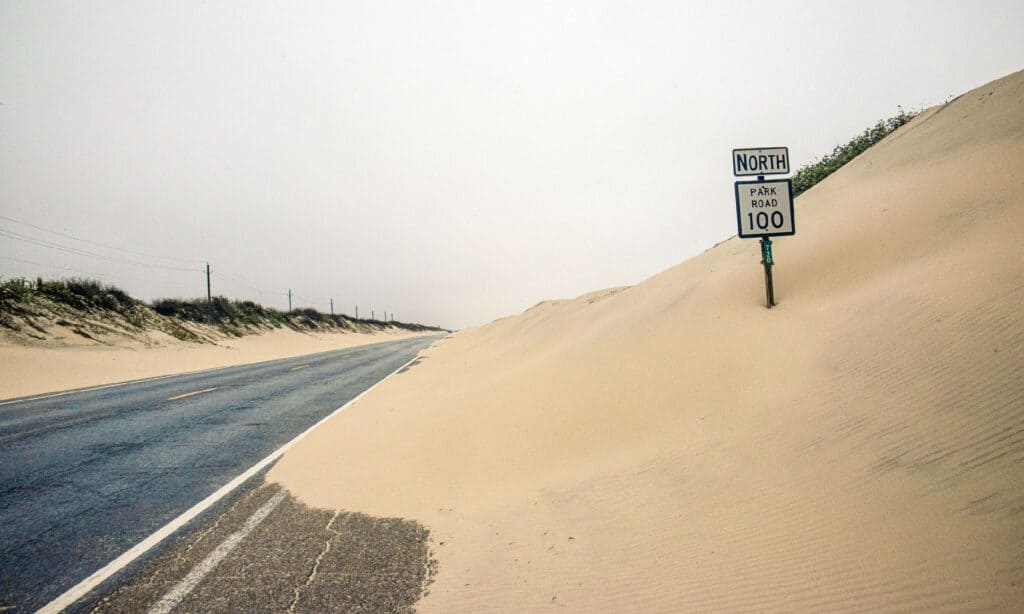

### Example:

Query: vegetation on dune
xmin=0 ymin=276 xmax=447 ymax=341
xmin=791 ymin=107 xmax=919 ymax=197
xmin=152 ymin=296 xmax=289 ymax=332
xmin=151 ymin=296 xmax=438 ymax=333
xmin=0 ymin=277 xmax=151 ymax=339
xmin=1 ymin=277 xmax=137 ymax=314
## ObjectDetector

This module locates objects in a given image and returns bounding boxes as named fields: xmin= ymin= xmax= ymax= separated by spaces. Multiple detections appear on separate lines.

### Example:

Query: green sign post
xmin=760 ymin=237 xmax=775 ymax=307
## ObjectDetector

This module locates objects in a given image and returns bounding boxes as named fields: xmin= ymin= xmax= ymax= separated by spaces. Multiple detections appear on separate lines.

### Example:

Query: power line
xmin=0 ymin=255 xmax=111 ymax=280
xmin=0 ymin=254 xmax=199 ymax=289
xmin=2 ymin=256 xmax=395 ymax=319
xmin=212 ymin=269 xmax=288 ymax=296
xmin=291 ymin=293 xmax=324 ymax=310
xmin=0 ymin=228 xmax=200 ymax=273
xmin=1 ymin=226 xmax=395 ymax=318
xmin=0 ymin=213 xmax=202 ymax=266
xmin=0 ymin=215 xmax=375 ymax=316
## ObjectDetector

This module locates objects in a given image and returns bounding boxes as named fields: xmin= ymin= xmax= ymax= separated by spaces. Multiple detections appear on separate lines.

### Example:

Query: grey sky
xmin=2 ymin=1 xmax=1022 ymax=329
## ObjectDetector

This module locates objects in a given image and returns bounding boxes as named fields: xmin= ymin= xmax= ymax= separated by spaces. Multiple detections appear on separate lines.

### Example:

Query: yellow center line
xmin=167 ymin=387 xmax=219 ymax=401
xmin=289 ymin=364 xmax=310 ymax=371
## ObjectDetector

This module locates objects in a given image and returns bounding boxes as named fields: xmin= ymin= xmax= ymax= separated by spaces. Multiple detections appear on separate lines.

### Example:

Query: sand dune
xmin=270 ymin=70 xmax=1024 ymax=611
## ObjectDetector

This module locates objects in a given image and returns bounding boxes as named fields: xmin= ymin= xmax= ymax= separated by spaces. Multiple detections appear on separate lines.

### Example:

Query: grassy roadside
xmin=0 ymin=277 xmax=446 ymax=344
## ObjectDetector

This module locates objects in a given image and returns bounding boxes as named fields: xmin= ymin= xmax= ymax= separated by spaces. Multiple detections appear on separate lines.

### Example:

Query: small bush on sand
xmin=791 ymin=107 xmax=918 ymax=197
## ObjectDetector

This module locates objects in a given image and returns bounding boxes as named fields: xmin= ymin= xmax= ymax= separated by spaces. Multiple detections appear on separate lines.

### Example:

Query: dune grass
xmin=1 ymin=277 xmax=137 ymax=314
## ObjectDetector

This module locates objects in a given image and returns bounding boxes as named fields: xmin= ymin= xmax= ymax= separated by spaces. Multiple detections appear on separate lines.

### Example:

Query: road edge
xmin=37 ymin=336 xmax=440 ymax=613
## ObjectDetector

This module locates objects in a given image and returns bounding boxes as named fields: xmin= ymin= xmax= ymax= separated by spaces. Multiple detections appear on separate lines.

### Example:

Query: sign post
xmin=761 ymin=237 xmax=774 ymax=307
xmin=732 ymin=147 xmax=794 ymax=308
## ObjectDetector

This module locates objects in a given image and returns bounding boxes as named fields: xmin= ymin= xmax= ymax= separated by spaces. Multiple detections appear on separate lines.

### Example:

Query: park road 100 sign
xmin=734 ymin=178 xmax=795 ymax=238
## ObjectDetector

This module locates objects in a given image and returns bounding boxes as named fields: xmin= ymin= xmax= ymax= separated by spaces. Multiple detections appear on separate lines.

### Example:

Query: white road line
xmin=36 ymin=345 xmax=433 ymax=614
xmin=147 ymin=490 xmax=288 ymax=614
xmin=0 ymin=375 xmax=178 ymax=407
xmin=166 ymin=387 xmax=219 ymax=402
xmin=0 ymin=365 xmax=231 ymax=407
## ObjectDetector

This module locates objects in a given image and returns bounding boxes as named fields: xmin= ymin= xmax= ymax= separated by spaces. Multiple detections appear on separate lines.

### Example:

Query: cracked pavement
xmin=92 ymin=483 xmax=436 ymax=613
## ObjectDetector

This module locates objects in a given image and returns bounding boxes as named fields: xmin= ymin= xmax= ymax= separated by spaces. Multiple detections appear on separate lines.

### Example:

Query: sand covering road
xmin=270 ymin=71 xmax=1024 ymax=611
xmin=0 ymin=328 xmax=431 ymax=399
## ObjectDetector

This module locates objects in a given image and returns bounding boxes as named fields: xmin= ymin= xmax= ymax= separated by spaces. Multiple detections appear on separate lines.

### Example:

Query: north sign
xmin=734 ymin=178 xmax=795 ymax=238
xmin=732 ymin=147 xmax=790 ymax=177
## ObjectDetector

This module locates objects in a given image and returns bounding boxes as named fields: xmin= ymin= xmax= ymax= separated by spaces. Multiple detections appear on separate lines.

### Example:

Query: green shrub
xmin=153 ymin=298 xmax=212 ymax=322
xmin=0 ymin=278 xmax=34 ymax=303
xmin=152 ymin=296 xmax=283 ymax=329
xmin=791 ymin=107 xmax=918 ymax=197
xmin=33 ymin=278 xmax=135 ymax=313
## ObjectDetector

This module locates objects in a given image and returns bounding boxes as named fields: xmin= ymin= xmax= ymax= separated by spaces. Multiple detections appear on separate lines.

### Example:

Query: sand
xmin=0 ymin=327 xmax=431 ymax=400
xmin=271 ymin=69 xmax=1019 ymax=611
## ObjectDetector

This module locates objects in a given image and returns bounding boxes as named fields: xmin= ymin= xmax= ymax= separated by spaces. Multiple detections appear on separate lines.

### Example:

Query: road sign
xmin=732 ymin=147 xmax=789 ymax=177
xmin=734 ymin=178 xmax=794 ymax=238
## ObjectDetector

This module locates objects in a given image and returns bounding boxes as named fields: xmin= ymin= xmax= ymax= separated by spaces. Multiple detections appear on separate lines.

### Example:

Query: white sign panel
xmin=732 ymin=147 xmax=789 ymax=177
xmin=734 ymin=179 xmax=795 ymax=238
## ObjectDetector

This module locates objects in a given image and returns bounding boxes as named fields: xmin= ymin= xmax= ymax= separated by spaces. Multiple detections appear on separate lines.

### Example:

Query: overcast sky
xmin=2 ymin=1 xmax=1022 ymax=329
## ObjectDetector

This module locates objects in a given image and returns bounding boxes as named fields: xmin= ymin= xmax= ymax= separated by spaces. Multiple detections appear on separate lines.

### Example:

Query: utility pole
xmin=372 ymin=309 xmax=375 ymax=321
xmin=206 ymin=263 xmax=211 ymax=303
xmin=330 ymin=298 xmax=334 ymax=317
xmin=288 ymin=289 xmax=292 ymax=312
xmin=355 ymin=306 xmax=358 ymax=319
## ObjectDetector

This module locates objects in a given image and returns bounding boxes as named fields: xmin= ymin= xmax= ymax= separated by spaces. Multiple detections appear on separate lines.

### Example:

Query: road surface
xmin=0 ymin=334 xmax=440 ymax=611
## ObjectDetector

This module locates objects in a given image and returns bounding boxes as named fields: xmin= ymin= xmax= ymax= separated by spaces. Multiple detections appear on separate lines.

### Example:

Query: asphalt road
xmin=0 ymin=334 xmax=440 ymax=612
xmin=90 ymin=482 xmax=437 ymax=613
